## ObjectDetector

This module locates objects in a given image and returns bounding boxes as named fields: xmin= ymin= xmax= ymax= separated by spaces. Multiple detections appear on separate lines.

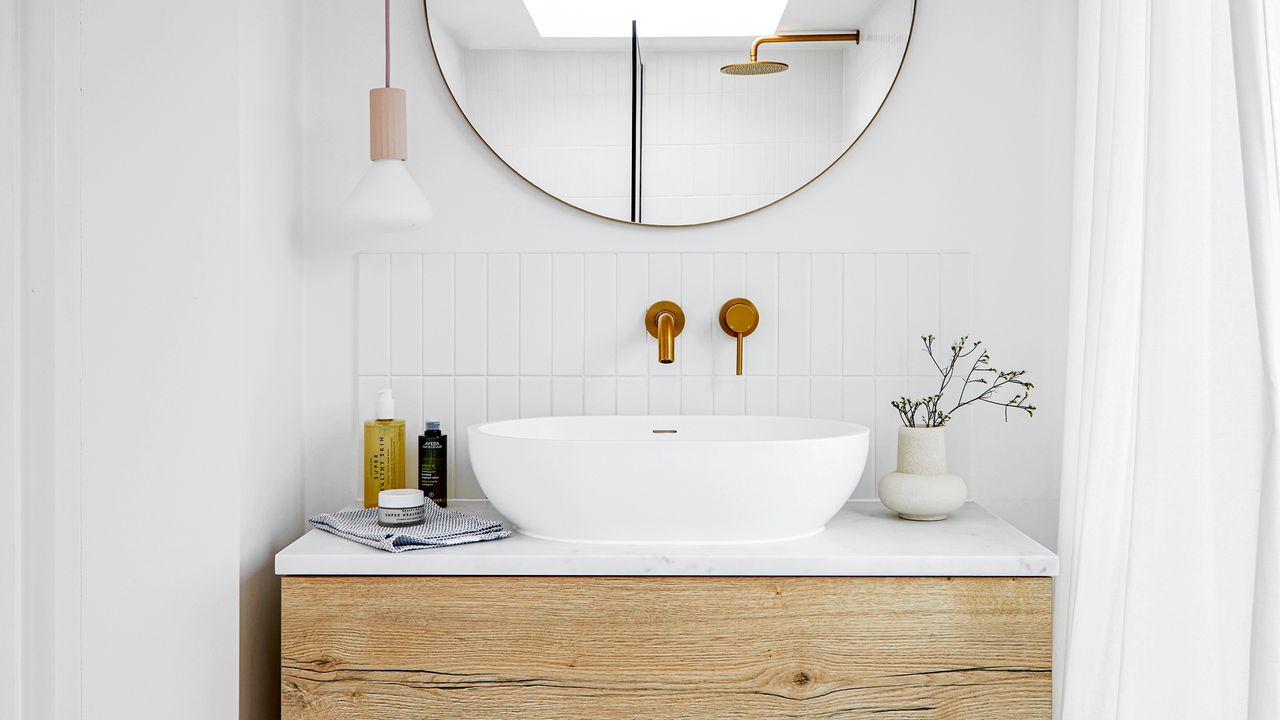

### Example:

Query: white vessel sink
xmin=468 ymin=415 xmax=870 ymax=544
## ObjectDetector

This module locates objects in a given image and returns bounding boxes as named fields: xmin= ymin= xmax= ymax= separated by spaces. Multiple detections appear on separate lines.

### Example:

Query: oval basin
xmin=468 ymin=416 xmax=870 ymax=544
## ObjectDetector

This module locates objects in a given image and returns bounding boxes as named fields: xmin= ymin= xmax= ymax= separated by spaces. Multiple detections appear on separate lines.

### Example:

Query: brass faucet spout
xmin=645 ymin=301 xmax=686 ymax=365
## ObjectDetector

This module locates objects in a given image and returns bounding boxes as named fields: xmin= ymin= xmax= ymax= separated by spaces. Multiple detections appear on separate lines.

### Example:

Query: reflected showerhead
xmin=720 ymin=60 xmax=789 ymax=76
xmin=722 ymin=33 xmax=860 ymax=78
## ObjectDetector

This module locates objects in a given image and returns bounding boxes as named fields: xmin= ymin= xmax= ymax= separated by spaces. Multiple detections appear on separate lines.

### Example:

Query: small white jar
xmin=377 ymin=489 xmax=426 ymax=527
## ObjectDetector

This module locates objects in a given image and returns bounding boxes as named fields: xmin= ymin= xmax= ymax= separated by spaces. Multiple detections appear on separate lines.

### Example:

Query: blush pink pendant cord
xmin=384 ymin=0 xmax=391 ymax=88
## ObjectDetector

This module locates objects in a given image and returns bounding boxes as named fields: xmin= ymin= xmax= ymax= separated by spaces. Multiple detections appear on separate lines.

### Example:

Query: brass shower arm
xmin=749 ymin=32 xmax=861 ymax=62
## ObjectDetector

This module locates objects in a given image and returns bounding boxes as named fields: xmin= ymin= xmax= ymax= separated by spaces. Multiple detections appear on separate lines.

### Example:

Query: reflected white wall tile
xmin=390 ymin=254 xmax=422 ymax=376
xmin=552 ymin=376 xmax=584 ymax=416
xmin=745 ymin=375 xmax=778 ymax=415
xmin=713 ymin=376 xmax=745 ymax=415
xmin=810 ymin=253 xmax=843 ymax=376
xmin=487 ymin=377 xmax=519 ymax=422
xmin=842 ymin=254 xmax=876 ymax=375
xmin=907 ymin=255 xmax=941 ymax=375
xmin=422 ymin=255 xmax=455 ymax=375
xmin=810 ymin=377 xmax=842 ymax=420
xmin=778 ymin=254 xmax=811 ymax=375
xmin=842 ymin=377 xmax=876 ymax=499
xmin=584 ymin=377 xmax=616 ymax=415
xmin=680 ymin=254 xmax=714 ymax=375
xmin=649 ymin=376 xmax=680 ymax=414
xmin=487 ymin=254 xmax=520 ymax=376
xmin=874 ymin=254 xmax=908 ymax=374
xmin=584 ymin=254 xmax=617 ymax=375
xmin=454 ymin=378 xmax=487 ymax=498
xmin=712 ymin=254 xmax=747 ymax=375
xmin=616 ymin=254 xmax=649 ymax=376
xmin=454 ymin=255 xmax=487 ymax=375
xmin=648 ymin=254 xmax=682 ymax=376
xmin=552 ymin=254 xmax=585 ymax=375
xmin=520 ymin=254 xmax=553 ymax=375
xmin=681 ymin=376 xmax=713 ymax=415
xmin=519 ymin=376 xmax=551 ymax=418
xmin=356 ymin=254 xmax=390 ymax=375
xmin=745 ymin=254 xmax=779 ymax=375
xmin=616 ymin=376 xmax=648 ymax=415
xmin=778 ymin=376 xmax=811 ymax=417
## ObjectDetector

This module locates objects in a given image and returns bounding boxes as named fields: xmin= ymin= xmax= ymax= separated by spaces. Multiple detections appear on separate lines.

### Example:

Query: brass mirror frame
xmin=422 ymin=0 xmax=918 ymax=227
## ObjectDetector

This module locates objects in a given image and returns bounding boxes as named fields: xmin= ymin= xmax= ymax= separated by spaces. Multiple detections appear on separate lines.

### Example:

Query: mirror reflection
xmin=426 ymin=1 xmax=915 ymax=226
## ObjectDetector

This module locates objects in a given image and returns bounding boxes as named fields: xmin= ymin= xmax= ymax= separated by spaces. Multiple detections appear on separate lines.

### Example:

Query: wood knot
xmin=792 ymin=671 xmax=812 ymax=686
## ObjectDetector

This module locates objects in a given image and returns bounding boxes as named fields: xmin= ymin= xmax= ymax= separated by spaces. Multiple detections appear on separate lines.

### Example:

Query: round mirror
xmin=425 ymin=1 xmax=916 ymax=226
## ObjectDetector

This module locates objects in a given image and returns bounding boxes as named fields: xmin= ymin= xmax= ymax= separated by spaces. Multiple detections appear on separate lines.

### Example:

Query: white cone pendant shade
xmin=343 ymin=159 xmax=433 ymax=232
xmin=342 ymin=87 xmax=432 ymax=232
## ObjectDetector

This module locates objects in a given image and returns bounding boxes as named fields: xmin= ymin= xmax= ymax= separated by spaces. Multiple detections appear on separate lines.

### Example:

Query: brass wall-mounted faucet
xmin=645 ymin=301 xmax=685 ymax=364
xmin=719 ymin=298 xmax=760 ymax=375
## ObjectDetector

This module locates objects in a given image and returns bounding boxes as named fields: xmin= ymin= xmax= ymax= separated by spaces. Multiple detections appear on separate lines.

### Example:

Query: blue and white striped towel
xmin=309 ymin=504 xmax=511 ymax=553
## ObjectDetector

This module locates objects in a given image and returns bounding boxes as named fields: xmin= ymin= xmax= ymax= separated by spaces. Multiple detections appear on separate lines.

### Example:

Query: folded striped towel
xmin=309 ymin=504 xmax=511 ymax=553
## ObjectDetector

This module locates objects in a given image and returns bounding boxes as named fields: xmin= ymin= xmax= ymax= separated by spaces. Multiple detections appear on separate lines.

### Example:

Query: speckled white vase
xmin=878 ymin=427 xmax=966 ymax=521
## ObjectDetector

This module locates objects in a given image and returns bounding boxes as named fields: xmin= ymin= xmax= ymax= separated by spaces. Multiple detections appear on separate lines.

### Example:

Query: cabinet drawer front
xmin=282 ymin=576 xmax=1051 ymax=719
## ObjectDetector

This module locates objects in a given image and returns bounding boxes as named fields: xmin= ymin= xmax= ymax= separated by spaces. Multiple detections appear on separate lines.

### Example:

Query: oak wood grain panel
xmin=282 ymin=576 xmax=1050 ymax=719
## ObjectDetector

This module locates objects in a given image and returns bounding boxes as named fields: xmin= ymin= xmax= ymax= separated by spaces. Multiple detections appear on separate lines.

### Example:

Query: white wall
xmin=14 ymin=0 xmax=304 ymax=718
xmin=304 ymin=0 xmax=1076 ymax=549
xmin=1 ymin=0 xmax=21 ymax=713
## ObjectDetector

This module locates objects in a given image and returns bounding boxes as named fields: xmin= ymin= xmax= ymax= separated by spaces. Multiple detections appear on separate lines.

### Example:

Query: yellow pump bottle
xmin=363 ymin=389 xmax=406 ymax=508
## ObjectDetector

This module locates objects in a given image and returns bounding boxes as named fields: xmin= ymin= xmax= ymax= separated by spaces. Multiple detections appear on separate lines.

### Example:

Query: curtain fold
xmin=1228 ymin=1 xmax=1280 ymax=717
xmin=1057 ymin=0 xmax=1276 ymax=718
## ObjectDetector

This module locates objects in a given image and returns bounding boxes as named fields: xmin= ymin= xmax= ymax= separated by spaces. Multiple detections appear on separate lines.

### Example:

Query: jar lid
xmin=378 ymin=488 xmax=425 ymax=509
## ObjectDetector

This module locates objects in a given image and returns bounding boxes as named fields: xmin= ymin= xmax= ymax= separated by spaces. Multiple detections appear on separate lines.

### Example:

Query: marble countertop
xmin=275 ymin=500 xmax=1057 ymax=577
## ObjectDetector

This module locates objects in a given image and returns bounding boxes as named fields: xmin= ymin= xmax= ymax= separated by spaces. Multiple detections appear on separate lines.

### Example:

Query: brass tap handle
xmin=646 ymin=301 xmax=685 ymax=365
xmin=718 ymin=298 xmax=760 ymax=376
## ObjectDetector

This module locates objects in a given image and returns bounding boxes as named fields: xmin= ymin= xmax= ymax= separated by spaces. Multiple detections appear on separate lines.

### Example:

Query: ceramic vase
xmin=877 ymin=426 xmax=966 ymax=521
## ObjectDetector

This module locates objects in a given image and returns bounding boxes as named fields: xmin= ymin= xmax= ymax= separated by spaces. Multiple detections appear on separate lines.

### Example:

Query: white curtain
xmin=1056 ymin=0 xmax=1279 ymax=718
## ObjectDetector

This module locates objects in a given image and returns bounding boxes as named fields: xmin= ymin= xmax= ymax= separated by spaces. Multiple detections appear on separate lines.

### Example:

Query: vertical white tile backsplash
xmin=842 ymin=254 xmax=876 ymax=376
xmin=486 ymin=254 xmax=520 ymax=376
xmin=679 ymin=254 xmax=715 ymax=376
xmin=584 ymin=376 xmax=616 ymax=415
xmin=518 ymin=376 xmax=552 ymax=418
xmin=745 ymin=253 xmax=779 ymax=375
xmin=777 ymin=254 xmax=812 ymax=375
xmin=389 ymin=254 xmax=423 ymax=376
xmin=454 ymin=255 xmax=487 ymax=375
xmin=616 ymin=376 xmax=648 ymax=415
xmin=487 ymin=377 xmax=519 ymax=422
xmin=810 ymin=253 xmax=843 ymax=376
xmin=519 ymin=254 xmax=553 ymax=375
xmin=453 ymin=378 xmax=486 ymax=498
xmin=681 ymin=376 xmax=714 ymax=415
xmin=874 ymin=254 xmax=909 ymax=374
xmin=551 ymin=376 xmax=584 ymax=416
xmin=358 ymin=252 xmax=971 ymax=499
xmin=551 ymin=254 xmax=585 ymax=375
xmin=907 ymin=254 xmax=941 ymax=375
xmin=421 ymin=255 xmax=454 ymax=375
xmin=842 ymin=377 xmax=877 ymax=498
xmin=649 ymin=376 xmax=681 ymax=414
xmin=391 ymin=377 xmax=423 ymax=488
xmin=616 ymin=254 xmax=649 ymax=376
xmin=356 ymin=254 xmax=390 ymax=376
xmin=583 ymin=254 xmax=617 ymax=376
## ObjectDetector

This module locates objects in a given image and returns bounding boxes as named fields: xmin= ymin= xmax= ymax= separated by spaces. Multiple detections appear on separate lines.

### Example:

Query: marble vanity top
xmin=275 ymin=500 xmax=1057 ymax=577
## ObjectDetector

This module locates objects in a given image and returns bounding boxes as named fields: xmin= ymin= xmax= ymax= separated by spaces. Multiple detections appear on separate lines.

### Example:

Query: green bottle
xmin=417 ymin=421 xmax=447 ymax=508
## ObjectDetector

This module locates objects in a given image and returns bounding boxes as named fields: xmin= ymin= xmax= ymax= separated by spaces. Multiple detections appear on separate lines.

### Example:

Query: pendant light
xmin=342 ymin=0 xmax=433 ymax=232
